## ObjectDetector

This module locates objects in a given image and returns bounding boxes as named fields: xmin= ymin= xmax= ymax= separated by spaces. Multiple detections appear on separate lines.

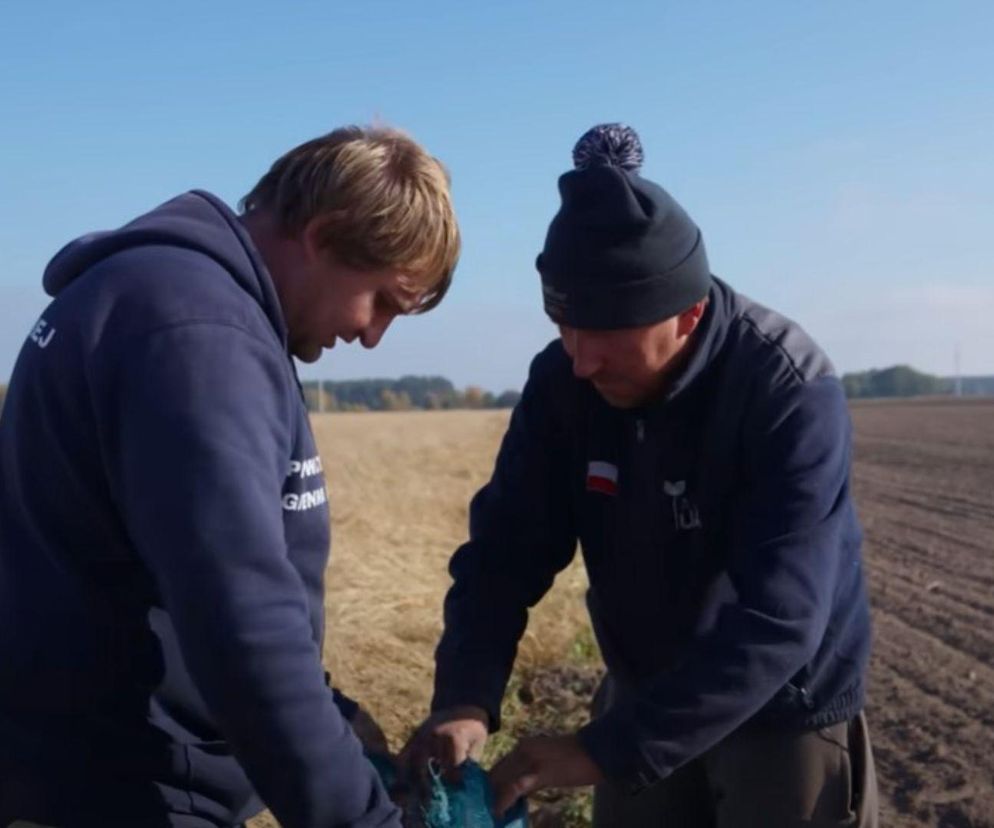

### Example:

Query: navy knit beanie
xmin=537 ymin=124 xmax=711 ymax=329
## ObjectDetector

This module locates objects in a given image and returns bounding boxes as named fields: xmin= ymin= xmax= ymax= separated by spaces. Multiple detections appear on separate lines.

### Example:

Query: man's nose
xmin=360 ymin=313 xmax=393 ymax=349
xmin=568 ymin=333 xmax=601 ymax=379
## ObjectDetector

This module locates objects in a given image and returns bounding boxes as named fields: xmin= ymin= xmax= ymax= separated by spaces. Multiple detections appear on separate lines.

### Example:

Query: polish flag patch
xmin=586 ymin=461 xmax=619 ymax=495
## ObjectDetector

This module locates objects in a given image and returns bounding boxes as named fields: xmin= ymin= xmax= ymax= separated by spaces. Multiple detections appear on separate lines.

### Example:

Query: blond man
xmin=0 ymin=126 xmax=459 ymax=828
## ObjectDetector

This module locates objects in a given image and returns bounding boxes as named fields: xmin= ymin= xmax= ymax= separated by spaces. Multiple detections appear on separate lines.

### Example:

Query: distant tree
xmin=462 ymin=386 xmax=487 ymax=409
xmin=394 ymin=375 xmax=457 ymax=408
xmin=301 ymin=381 xmax=315 ymax=410
xmin=841 ymin=373 xmax=867 ymax=399
xmin=0 ymin=384 xmax=6 ymax=416
xmin=298 ymin=376 xmax=522 ymax=411
xmin=842 ymin=365 xmax=948 ymax=399
xmin=379 ymin=388 xmax=412 ymax=411
xmin=494 ymin=390 xmax=522 ymax=409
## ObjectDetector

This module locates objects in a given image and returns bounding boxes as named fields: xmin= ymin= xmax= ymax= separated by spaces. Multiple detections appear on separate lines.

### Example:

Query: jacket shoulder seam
xmin=736 ymin=310 xmax=822 ymax=388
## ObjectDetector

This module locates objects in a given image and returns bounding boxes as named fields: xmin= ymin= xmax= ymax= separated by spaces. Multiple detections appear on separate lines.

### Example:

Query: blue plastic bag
xmin=367 ymin=753 xmax=528 ymax=828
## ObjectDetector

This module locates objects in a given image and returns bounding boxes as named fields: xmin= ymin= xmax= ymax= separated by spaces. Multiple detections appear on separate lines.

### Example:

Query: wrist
xmin=440 ymin=704 xmax=490 ymax=725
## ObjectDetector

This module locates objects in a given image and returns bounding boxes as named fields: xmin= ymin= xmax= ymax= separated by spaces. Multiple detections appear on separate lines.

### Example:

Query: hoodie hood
xmin=42 ymin=190 xmax=287 ymax=344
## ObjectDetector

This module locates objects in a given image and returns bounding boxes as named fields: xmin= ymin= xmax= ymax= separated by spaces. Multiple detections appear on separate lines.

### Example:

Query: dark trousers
xmin=590 ymin=676 xmax=878 ymax=828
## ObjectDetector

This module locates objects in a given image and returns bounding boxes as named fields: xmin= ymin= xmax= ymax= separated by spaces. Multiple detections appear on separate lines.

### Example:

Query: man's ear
xmin=300 ymin=215 xmax=335 ymax=265
xmin=676 ymin=299 xmax=708 ymax=337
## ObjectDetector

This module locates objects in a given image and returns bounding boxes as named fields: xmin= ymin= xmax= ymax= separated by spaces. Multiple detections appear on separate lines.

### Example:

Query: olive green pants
xmin=591 ymin=677 xmax=878 ymax=828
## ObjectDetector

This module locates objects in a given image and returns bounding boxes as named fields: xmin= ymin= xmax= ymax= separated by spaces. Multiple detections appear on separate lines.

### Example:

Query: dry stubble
xmin=314 ymin=410 xmax=590 ymax=750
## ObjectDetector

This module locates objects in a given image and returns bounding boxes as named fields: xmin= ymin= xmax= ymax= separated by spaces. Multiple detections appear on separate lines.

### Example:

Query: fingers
xmin=397 ymin=726 xmax=461 ymax=793
xmin=396 ymin=732 xmax=428 ymax=797
xmin=494 ymin=772 xmax=537 ymax=818
xmin=430 ymin=730 xmax=465 ymax=785
xmin=490 ymin=747 xmax=539 ymax=817
xmin=490 ymin=734 xmax=604 ymax=815
xmin=398 ymin=712 xmax=492 ymax=807
xmin=401 ymin=717 xmax=485 ymax=767
xmin=466 ymin=726 xmax=487 ymax=761
xmin=436 ymin=729 xmax=461 ymax=770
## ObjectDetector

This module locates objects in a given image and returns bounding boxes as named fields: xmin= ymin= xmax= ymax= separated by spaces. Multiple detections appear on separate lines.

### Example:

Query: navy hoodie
xmin=433 ymin=279 xmax=871 ymax=791
xmin=0 ymin=192 xmax=400 ymax=827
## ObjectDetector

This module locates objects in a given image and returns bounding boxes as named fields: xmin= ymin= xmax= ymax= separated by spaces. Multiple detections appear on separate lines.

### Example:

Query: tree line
xmin=302 ymin=368 xmax=994 ymax=409
xmin=0 ymin=378 xmax=520 ymax=417
xmin=300 ymin=376 xmax=522 ymax=412
xmin=841 ymin=366 xmax=994 ymax=399
xmin=3 ymin=367 xmax=993 ymax=418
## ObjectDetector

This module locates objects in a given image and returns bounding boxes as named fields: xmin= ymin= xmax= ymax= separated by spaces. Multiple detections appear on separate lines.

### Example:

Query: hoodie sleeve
xmin=98 ymin=321 xmax=400 ymax=828
xmin=432 ymin=348 xmax=578 ymax=728
xmin=579 ymin=375 xmax=857 ymax=790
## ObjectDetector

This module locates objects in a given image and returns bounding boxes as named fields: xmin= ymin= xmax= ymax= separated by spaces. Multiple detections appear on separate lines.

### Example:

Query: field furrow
xmin=853 ymin=399 xmax=994 ymax=828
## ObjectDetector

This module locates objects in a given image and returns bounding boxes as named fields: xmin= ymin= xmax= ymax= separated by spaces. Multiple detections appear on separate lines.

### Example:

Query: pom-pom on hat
xmin=537 ymin=124 xmax=711 ymax=329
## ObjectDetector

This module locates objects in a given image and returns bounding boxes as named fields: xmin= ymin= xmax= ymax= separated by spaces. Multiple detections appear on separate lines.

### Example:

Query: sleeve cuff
xmin=431 ymin=678 xmax=504 ymax=733
xmin=430 ymin=693 xmax=502 ymax=734
xmin=578 ymin=710 xmax=659 ymax=795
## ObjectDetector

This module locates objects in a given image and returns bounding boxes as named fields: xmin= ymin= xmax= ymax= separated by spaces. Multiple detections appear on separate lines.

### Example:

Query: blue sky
xmin=2 ymin=1 xmax=992 ymax=391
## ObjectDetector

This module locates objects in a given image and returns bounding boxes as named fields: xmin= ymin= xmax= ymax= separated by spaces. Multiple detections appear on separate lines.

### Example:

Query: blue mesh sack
xmin=367 ymin=753 xmax=528 ymax=828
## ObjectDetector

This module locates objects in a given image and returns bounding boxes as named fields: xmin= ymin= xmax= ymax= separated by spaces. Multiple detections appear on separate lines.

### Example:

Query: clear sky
xmin=2 ymin=1 xmax=991 ymax=391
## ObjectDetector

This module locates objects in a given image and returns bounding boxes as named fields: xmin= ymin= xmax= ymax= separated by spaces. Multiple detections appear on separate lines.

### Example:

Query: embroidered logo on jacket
xmin=664 ymin=480 xmax=702 ymax=531
xmin=586 ymin=461 xmax=619 ymax=496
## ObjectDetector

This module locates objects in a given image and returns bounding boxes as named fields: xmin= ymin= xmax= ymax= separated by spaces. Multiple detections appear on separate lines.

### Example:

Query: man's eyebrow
xmin=392 ymin=285 xmax=426 ymax=314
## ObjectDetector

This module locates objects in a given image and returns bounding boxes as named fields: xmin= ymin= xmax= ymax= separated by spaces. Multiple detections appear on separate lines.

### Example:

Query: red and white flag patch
xmin=586 ymin=461 xmax=619 ymax=495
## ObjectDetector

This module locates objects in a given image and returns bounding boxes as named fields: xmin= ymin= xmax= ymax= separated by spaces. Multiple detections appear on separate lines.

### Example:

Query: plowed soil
xmin=851 ymin=399 xmax=994 ymax=827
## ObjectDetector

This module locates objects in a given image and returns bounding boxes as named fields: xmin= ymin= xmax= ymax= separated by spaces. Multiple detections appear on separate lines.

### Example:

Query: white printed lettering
xmin=286 ymin=455 xmax=323 ymax=479
xmin=282 ymin=486 xmax=328 ymax=512
xmin=29 ymin=318 xmax=56 ymax=349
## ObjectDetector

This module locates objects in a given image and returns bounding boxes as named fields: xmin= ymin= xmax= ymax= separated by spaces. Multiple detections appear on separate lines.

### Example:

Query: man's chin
xmin=292 ymin=344 xmax=323 ymax=363
xmin=593 ymin=385 xmax=641 ymax=409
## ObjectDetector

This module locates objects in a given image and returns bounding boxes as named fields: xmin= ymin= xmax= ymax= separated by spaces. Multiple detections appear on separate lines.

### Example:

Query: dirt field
xmin=253 ymin=399 xmax=994 ymax=827
xmin=851 ymin=399 xmax=994 ymax=827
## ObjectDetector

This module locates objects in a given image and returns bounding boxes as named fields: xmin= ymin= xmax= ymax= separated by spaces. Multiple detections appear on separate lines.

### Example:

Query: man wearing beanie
xmin=405 ymin=124 xmax=877 ymax=827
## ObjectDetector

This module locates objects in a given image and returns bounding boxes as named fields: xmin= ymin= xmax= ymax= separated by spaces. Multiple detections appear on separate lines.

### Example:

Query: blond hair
xmin=241 ymin=125 xmax=460 ymax=312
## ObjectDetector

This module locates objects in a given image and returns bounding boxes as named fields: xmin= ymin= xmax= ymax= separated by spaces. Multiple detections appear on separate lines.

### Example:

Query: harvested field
xmin=311 ymin=411 xmax=592 ymax=747
xmin=253 ymin=399 xmax=994 ymax=827
xmin=249 ymin=410 xmax=594 ymax=828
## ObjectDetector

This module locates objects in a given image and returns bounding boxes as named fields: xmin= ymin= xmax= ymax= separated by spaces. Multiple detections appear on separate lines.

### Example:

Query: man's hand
xmin=398 ymin=705 xmax=490 ymax=775
xmin=350 ymin=705 xmax=390 ymax=755
xmin=490 ymin=734 xmax=604 ymax=817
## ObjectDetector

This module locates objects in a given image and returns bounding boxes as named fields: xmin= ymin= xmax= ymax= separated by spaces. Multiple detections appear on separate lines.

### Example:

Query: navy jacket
xmin=0 ymin=192 xmax=400 ymax=827
xmin=433 ymin=278 xmax=871 ymax=791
